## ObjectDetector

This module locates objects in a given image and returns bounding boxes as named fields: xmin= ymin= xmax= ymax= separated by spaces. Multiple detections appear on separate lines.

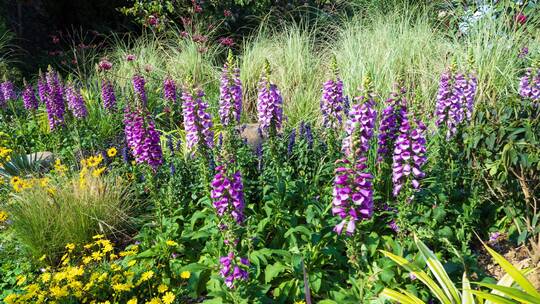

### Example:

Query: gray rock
xmin=239 ymin=123 xmax=263 ymax=149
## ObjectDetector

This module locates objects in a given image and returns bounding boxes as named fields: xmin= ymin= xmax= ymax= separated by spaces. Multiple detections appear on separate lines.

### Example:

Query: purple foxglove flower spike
xmin=181 ymin=86 xmax=214 ymax=152
xmin=44 ymin=67 xmax=66 ymax=130
xmin=392 ymin=113 xmax=427 ymax=196
xmin=332 ymin=159 xmax=374 ymax=236
xmin=132 ymin=74 xmax=147 ymax=106
xmin=124 ymin=106 xmax=163 ymax=170
xmin=219 ymin=51 xmax=243 ymax=126
xmin=22 ymin=82 xmax=39 ymax=111
xmin=377 ymin=85 xmax=407 ymax=161
xmin=320 ymin=58 xmax=344 ymax=130
xmin=332 ymin=76 xmax=376 ymax=236
xmin=435 ymin=67 xmax=477 ymax=138
xmin=37 ymin=73 xmax=48 ymax=104
xmin=1 ymin=80 xmax=16 ymax=101
xmin=163 ymin=76 xmax=177 ymax=103
xmin=211 ymin=163 xmax=245 ymax=224
xmin=342 ymin=77 xmax=377 ymax=159
xmin=0 ymin=86 xmax=4 ymax=107
xmin=219 ymin=252 xmax=249 ymax=288
xmin=257 ymin=60 xmax=283 ymax=136
xmin=65 ymin=85 xmax=88 ymax=119
xmin=287 ymin=128 xmax=296 ymax=156
xmin=519 ymin=66 xmax=540 ymax=101
xmin=101 ymin=79 xmax=117 ymax=111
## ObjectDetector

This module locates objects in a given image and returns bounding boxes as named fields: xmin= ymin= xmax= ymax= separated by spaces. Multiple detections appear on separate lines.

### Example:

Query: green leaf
xmin=380 ymin=250 xmax=452 ymax=304
xmin=379 ymin=268 xmax=395 ymax=283
xmin=470 ymin=290 xmax=521 ymax=304
xmin=462 ymin=272 xmax=475 ymax=304
xmin=265 ymin=262 xmax=287 ymax=284
xmin=414 ymin=235 xmax=461 ymax=304
xmin=380 ymin=288 xmax=426 ymax=304
xmin=475 ymin=283 xmax=540 ymax=304
xmin=482 ymin=242 xmax=540 ymax=299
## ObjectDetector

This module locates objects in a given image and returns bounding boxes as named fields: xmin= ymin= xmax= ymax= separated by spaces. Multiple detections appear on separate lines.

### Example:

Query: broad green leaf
xmin=485 ymin=268 xmax=534 ymax=304
xmin=475 ymin=283 xmax=540 ymax=304
xmin=470 ymin=291 xmax=521 ymax=304
xmin=380 ymin=288 xmax=426 ymax=304
xmin=462 ymin=272 xmax=475 ymax=304
xmin=414 ymin=235 xmax=461 ymax=304
xmin=482 ymin=243 xmax=540 ymax=298
xmin=317 ymin=300 xmax=338 ymax=304
xmin=380 ymin=250 xmax=452 ymax=304
xmin=265 ymin=262 xmax=287 ymax=284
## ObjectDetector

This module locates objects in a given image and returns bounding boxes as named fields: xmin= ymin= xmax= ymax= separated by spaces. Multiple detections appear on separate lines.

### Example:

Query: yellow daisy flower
xmin=127 ymin=298 xmax=138 ymax=304
xmin=166 ymin=240 xmax=178 ymax=247
xmin=162 ymin=292 xmax=175 ymax=304
xmin=180 ymin=271 xmax=191 ymax=279
xmin=107 ymin=147 xmax=117 ymax=157
xmin=157 ymin=284 xmax=168 ymax=293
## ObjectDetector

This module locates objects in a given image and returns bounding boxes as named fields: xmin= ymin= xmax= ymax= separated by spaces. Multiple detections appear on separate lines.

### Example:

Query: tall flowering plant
xmin=519 ymin=63 xmax=540 ymax=101
xmin=22 ymin=80 xmax=38 ymax=111
xmin=332 ymin=76 xmax=376 ymax=236
xmin=99 ymin=60 xmax=117 ymax=112
xmin=257 ymin=60 xmax=283 ymax=137
xmin=163 ymin=76 xmax=177 ymax=103
xmin=124 ymin=106 xmax=163 ymax=170
xmin=320 ymin=57 xmax=344 ymax=132
xmin=210 ymin=160 xmax=249 ymax=288
xmin=181 ymin=85 xmax=214 ymax=153
xmin=435 ymin=65 xmax=477 ymax=138
xmin=1 ymin=80 xmax=16 ymax=104
xmin=377 ymin=85 xmax=407 ymax=162
xmin=41 ymin=67 xmax=66 ymax=130
xmin=219 ymin=51 xmax=243 ymax=127
xmin=391 ymin=113 xmax=427 ymax=197
xmin=133 ymin=74 xmax=148 ymax=106
xmin=65 ymin=85 xmax=88 ymax=119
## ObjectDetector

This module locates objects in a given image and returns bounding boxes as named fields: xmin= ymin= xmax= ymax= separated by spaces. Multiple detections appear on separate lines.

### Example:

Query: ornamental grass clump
xmin=332 ymin=76 xmax=376 ymax=236
xmin=6 ymin=175 xmax=134 ymax=262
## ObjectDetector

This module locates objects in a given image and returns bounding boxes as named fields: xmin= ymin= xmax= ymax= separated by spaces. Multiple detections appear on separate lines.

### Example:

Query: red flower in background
xmin=193 ymin=34 xmax=208 ymax=43
xmin=515 ymin=12 xmax=527 ymax=25
xmin=218 ymin=37 xmax=234 ymax=47
xmin=148 ymin=15 xmax=159 ymax=26
xmin=224 ymin=9 xmax=232 ymax=17
xmin=99 ymin=59 xmax=112 ymax=71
